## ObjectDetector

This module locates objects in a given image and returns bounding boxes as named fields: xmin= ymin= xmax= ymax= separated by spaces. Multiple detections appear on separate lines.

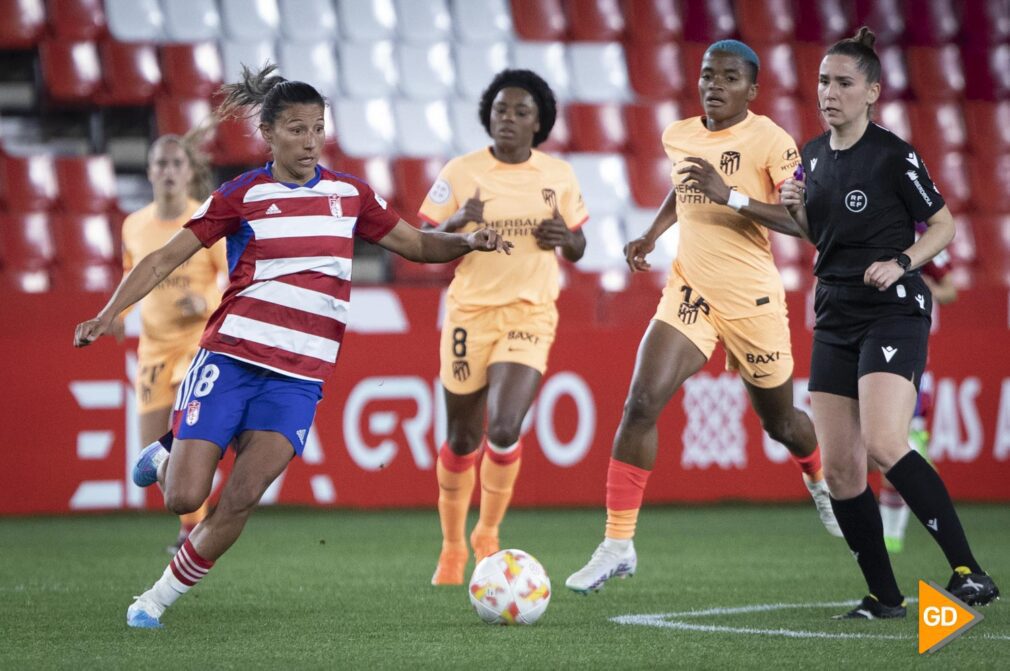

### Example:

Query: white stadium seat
xmin=162 ymin=0 xmax=221 ymax=42
xmin=338 ymin=40 xmax=398 ymax=99
xmin=512 ymin=42 xmax=570 ymax=100
xmin=454 ymin=42 xmax=510 ymax=99
xmin=278 ymin=41 xmax=339 ymax=99
xmin=106 ymin=0 xmax=165 ymax=42
xmin=394 ymin=98 xmax=453 ymax=157
xmin=279 ymin=0 xmax=339 ymax=43
xmin=451 ymin=0 xmax=513 ymax=44
xmin=397 ymin=42 xmax=455 ymax=100
xmin=577 ymin=214 xmax=629 ymax=272
xmin=335 ymin=98 xmax=396 ymax=156
xmin=449 ymin=97 xmax=489 ymax=154
xmin=567 ymin=152 xmax=630 ymax=216
xmin=624 ymin=206 xmax=679 ymax=269
xmin=394 ymin=0 xmax=451 ymax=45
xmin=220 ymin=0 xmax=280 ymax=41
xmin=221 ymin=40 xmax=277 ymax=85
xmin=338 ymin=0 xmax=397 ymax=42
xmin=568 ymin=42 xmax=631 ymax=102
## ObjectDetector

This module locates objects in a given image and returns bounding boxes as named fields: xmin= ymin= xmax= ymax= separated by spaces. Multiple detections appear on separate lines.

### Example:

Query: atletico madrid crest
xmin=186 ymin=400 xmax=201 ymax=426
xmin=328 ymin=194 xmax=343 ymax=217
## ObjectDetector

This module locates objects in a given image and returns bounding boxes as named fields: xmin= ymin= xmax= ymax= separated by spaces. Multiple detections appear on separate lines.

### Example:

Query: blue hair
xmin=704 ymin=39 xmax=760 ymax=83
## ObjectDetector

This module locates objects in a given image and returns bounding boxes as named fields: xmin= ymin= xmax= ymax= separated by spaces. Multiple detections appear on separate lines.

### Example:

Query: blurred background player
xmin=419 ymin=69 xmax=588 ymax=585
xmin=880 ymin=228 xmax=957 ymax=553
xmin=74 ymin=64 xmax=510 ymax=628
xmin=781 ymin=28 xmax=998 ymax=618
xmin=566 ymin=40 xmax=839 ymax=595
xmin=120 ymin=133 xmax=227 ymax=554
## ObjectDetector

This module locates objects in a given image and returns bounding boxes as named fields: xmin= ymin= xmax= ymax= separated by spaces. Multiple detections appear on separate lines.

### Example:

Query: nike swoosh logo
xmin=753 ymin=372 xmax=771 ymax=378
xmin=508 ymin=347 xmax=524 ymax=352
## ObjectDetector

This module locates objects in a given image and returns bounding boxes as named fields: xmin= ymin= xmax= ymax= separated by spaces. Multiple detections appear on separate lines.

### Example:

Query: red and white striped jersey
xmin=184 ymin=163 xmax=400 ymax=381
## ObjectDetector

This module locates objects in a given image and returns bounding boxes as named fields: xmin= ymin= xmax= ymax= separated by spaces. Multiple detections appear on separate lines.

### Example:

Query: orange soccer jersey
xmin=121 ymin=199 xmax=227 ymax=348
xmin=419 ymin=148 xmax=588 ymax=308
xmin=663 ymin=111 xmax=801 ymax=318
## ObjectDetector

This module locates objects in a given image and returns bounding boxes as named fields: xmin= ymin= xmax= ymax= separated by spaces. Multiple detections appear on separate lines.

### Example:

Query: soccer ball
xmin=468 ymin=549 xmax=551 ymax=625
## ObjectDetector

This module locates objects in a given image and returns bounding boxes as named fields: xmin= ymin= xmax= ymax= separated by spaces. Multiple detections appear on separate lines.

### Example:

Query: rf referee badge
xmin=918 ymin=580 xmax=984 ymax=654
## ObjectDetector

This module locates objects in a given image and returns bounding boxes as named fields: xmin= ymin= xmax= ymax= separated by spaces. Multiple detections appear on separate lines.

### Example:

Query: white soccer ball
xmin=468 ymin=549 xmax=551 ymax=625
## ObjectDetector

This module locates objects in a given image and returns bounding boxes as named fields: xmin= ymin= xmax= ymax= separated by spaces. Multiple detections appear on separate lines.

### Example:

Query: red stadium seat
xmin=753 ymin=44 xmax=798 ymax=96
xmin=154 ymin=95 xmax=214 ymax=137
xmin=392 ymin=157 xmax=443 ymax=224
xmin=161 ymin=43 xmax=223 ymax=99
xmin=735 ymin=0 xmax=795 ymax=45
xmin=877 ymin=45 xmax=911 ymax=102
xmin=39 ymin=39 xmax=102 ymax=104
xmin=625 ymin=155 xmax=671 ymax=209
xmin=537 ymin=104 xmax=571 ymax=154
xmin=963 ymin=44 xmax=1010 ymax=101
xmin=623 ymin=101 xmax=679 ymax=157
xmin=949 ymin=214 xmax=977 ymax=268
xmin=622 ymin=0 xmax=681 ymax=43
xmin=795 ymin=0 xmax=854 ymax=43
xmin=0 ymin=212 xmax=54 ymax=292
xmin=213 ymin=114 xmax=270 ymax=167
xmin=510 ymin=0 xmax=567 ymax=41
xmin=928 ymin=151 xmax=971 ymax=215
xmin=53 ymin=213 xmax=117 ymax=291
xmin=961 ymin=0 xmax=1010 ymax=45
xmin=792 ymin=43 xmax=826 ymax=103
xmin=47 ymin=0 xmax=107 ymax=40
xmin=0 ymin=154 xmax=57 ymax=212
xmin=681 ymin=0 xmax=735 ymax=42
xmin=54 ymin=155 xmax=117 ymax=215
xmin=854 ymin=0 xmax=905 ymax=45
xmin=904 ymin=0 xmax=960 ymax=46
xmin=99 ymin=40 xmax=161 ymax=106
xmin=563 ymin=0 xmax=624 ymax=41
xmin=567 ymin=103 xmax=627 ymax=153
xmin=334 ymin=156 xmax=395 ymax=203
xmin=964 ymin=101 xmax=1010 ymax=157
xmin=907 ymin=101 xmax=966 ymax=168
xmin=968 ymin=154 xmax=1010 ymax=215
xmin=750 ymin=95 xmax=823 ymax=146
xmin=625 ymin=41 xmax=689 ymax=100
xmin=906 ymin=45 xmax=964 ymax=101
xmin=0 ymin=0 xmax=45 ymax=48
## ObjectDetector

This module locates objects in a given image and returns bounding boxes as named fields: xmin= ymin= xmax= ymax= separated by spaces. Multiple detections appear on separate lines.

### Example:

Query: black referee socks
xmin=830 ymin=486 xmax=904 ymax=607
xmin=885 ymin=451 xmax=983 ymax=574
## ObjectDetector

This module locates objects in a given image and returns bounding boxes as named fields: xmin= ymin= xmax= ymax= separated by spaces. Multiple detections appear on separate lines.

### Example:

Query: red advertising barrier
xmin=2 ymin=279 xmax=1008 ymax=515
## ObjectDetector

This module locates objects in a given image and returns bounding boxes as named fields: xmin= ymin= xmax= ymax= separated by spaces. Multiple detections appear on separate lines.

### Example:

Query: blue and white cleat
xmin=132 ymin=441 xmax=169 ymax=488
xmin=126 ymin=595 xmax=165 ymax=629
xmin=565 ymin=539 xmax=637 ymax=594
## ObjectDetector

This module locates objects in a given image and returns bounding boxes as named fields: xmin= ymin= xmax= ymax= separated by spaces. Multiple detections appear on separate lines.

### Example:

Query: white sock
xmin=144 ymin=540 xmax=213 ymax=613
xmin=486 ymin=440 xmax=519 ymax=456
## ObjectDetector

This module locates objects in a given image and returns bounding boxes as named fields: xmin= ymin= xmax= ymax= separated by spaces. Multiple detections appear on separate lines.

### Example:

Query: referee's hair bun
xmin=852 ymin=26 xmax=876 ymax=50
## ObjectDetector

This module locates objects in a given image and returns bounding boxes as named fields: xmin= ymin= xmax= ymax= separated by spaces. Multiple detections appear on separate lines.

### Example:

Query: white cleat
xmin=565 ymin=539 xmax=637 ymax=594
xmin=126 ymin=594 xmax=165 ymax=629
xmin=805 ymin=477 xmax=844 ymax=537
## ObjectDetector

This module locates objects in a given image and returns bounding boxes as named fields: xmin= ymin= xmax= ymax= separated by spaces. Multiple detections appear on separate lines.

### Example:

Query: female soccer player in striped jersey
xmin=418 ymin=69 xmax=588 ymax=585
xmin=74 ymin=64 xmax=511 ymax=628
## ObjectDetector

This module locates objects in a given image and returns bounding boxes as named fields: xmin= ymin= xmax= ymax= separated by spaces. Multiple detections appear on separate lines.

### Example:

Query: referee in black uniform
xmin=781 ymin=27 xmax=999 ymax=619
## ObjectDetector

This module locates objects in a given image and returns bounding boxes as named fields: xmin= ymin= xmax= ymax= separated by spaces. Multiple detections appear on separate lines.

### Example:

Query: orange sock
xmin=474 ymin=440 xmax=522 ymax=539
xmin=604 ymin=458 xmax=651 ymax=540
xmin=179 ymin=500 xmax=208 ymax=537
xmin=436 ymin=444 xmax=477 ymax=550
xmin=791 ymin=446 xmax=823 ymax=480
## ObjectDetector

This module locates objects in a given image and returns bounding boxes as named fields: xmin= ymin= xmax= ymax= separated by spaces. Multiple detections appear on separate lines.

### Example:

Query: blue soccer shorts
xmin=172 ymin=349 xmax=322 ymax=456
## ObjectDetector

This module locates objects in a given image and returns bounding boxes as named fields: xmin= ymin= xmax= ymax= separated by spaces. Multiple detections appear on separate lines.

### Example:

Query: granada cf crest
xmin=328 ymin=194 xmax=343 ymax=217
xmin=720 ymin=151 xmax=741 ymax=175
xmin=678 ymin=285 xmax=710 ymax=325
xmin=186 ymin=400 xmax=201 ymax=426
xmin=541 ymin=188 xmax=557 ymax=210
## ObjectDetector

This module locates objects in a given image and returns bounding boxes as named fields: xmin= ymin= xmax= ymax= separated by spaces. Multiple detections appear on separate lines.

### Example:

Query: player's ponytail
xmin=826 ymin=26 xmax=881 ymax=85
xmin=216 ymin=62 xmax=324 ymax=127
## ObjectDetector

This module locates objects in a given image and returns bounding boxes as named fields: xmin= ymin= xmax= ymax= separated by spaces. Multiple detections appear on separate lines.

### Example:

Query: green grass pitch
xmin=2 ymin=504 xmax=1007 ymax=670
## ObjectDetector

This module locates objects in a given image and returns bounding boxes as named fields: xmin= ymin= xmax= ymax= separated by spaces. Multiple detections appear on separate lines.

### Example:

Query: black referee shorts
xmin=809 ymin=279 xmax=932 ymax=399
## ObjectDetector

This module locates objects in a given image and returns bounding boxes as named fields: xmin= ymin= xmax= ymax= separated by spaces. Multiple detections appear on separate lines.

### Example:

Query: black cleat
xmin=947 ymin=569 xmax=1000 ymax=607
xmin=833 ymin=595 xmax=907 ymax=620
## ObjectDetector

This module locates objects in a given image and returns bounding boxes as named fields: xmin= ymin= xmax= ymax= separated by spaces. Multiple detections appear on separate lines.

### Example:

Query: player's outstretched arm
xmin=625 ymin=188 xmax=678 ymax=272
xmin=378 ymin=219 xmax=512 ymax=263
xmin=75 ymin=228 xmax=204 ymax=347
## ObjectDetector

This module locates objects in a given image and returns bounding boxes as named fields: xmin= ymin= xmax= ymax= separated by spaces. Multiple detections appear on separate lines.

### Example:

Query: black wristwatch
xmin=894 ymin=253 xmax=912 ymax=271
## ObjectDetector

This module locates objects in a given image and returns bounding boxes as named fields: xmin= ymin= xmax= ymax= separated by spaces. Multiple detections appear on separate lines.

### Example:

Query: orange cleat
xmin=431 ymin=546 xmax=468 ymax=586
xmin=470 ymin=529 xmax=499 ymax=564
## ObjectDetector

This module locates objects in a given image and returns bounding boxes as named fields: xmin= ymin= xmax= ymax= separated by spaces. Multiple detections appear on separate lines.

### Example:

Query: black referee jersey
xmin=801 ymin=122 xmax=946 ymax=285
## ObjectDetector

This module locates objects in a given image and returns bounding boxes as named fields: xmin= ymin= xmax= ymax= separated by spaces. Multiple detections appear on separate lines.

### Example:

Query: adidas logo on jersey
xmin=265 ymin=203 xmax=282 ymax=215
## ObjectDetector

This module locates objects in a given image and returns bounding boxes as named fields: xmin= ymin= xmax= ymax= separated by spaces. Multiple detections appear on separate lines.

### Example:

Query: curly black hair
xmin=478 ymin=69 xmax=557 ymax=147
